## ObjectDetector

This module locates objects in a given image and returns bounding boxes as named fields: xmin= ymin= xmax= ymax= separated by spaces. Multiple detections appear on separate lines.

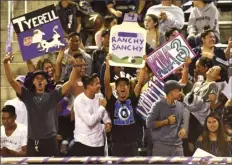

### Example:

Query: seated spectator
xmin=196 ymin=112 xmax=232 ymax=157
xmin=106 ymin=0 xmax=146 ymax=24
xmin=187 ymin=0 xmax=219 ymax=48
xmin=61 ymin=33 xmax=92 ymax=81
xmin=144 ymin=14 xmax=165 ymax=54
xmin=223 ymin=99 xmax=232 ymax=137
xmin=4 ymin=76 xmax=28 ymax=127
xmin=93 ymin=29 xmax=110 ymax=76
xmin=1 ymin=105 xmax=27 ymax=157
xmin=189 ymin=28 xmax=230 ymax=80
xmin=146 ymin=0 xmax=184 ymax=34
xmin=75 ymin=0 xmax=103 ymax=31
xmin=56 ymin=0 xmax=82 ymax=36
xmin=95 ymin=16 xmax=117 ymax=48
xmin=165 ymin=27 xmax=181 ymax=41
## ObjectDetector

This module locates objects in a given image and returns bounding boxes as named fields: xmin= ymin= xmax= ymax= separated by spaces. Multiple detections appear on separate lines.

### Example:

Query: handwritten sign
xmin=11 ymin=5 xmax=66 ymax=61
xmin=109 ymin=13 xmax=146 ymax=68
xmin=136 ymin=76 xmax=165 ymax=120
xmin=146 ymin=34 xmax=196 ymax=80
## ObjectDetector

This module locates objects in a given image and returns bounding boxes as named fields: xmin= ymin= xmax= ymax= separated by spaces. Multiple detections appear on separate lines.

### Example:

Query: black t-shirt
xmin=106 ymin=92 xmax=143 ymax=142
xmin=17 ymin=87 xmax=63 ymax=140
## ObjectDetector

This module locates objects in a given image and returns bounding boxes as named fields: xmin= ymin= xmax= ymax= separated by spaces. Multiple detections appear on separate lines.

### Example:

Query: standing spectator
xmin=184 ymin=65 xmax=227 ymax=154
xmin=92 ymin=29 xmax=110 ymax=76
xmin=187 ymin=0 xmax=219 ymax=48
xmin=196 ymin=112 xmax=232 ymax=157
xmin=144 ymin=14 xmax=165 ymax=54
xmin=56 ymin=0 xmax=82 ymax=36
xmin=189 ymin=28 xmax=230 ymax=80
xmin=70 ymin=74 xmax=111 ymax=156
xmin=104 ymin=54 xmax=146 ymax=156
xmin=95 ymin=16 xmax=117 ymax=48
xmin=3 ymin=54 xmax=78 ymax=157
xmin=193 ymin=57 xmax=214 ymax=83
xmin=146 ymin=80 xmax=186 ymax=156
xmin=146 ymin=0 xmax=184 ymax=34
xmin=1 ymin=105 xmax=27 ymax=157
xmin=4 ymin=76 xmax=28 ymax=127
xmin=61 ymin=33 xmax=92 ymax=81
xmin=106 ymin=0 xmax=146 ymax=24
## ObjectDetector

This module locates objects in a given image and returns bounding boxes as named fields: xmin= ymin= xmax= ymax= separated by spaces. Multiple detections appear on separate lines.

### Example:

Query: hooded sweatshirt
xmin=146 ymin=4 xmax=184 ymax=33
xmin=187 ymin=2 xmax=219 ymax=39
xmin=146 ymin=97 xmax=185 ymax=146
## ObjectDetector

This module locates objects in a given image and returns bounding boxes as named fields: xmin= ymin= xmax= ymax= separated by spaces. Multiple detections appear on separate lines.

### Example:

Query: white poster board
xmin=109 ymin=13 xmax=146 ymax=68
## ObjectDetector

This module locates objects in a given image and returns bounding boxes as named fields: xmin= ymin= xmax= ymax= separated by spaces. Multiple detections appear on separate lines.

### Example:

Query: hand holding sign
xmin=109 ymin=13 xmax=146 ymax=68
xmin=147 ymin=34 xmax=195 ymax=80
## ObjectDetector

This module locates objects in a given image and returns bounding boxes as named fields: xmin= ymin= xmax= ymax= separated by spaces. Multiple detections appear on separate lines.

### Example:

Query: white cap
xmin=15 ymin=75 xmax=25 ymax=83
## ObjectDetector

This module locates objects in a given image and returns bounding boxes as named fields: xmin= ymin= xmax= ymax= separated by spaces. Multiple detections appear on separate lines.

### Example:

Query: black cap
xmin=164 ymin=80 xmax=183 ymax=94
xmin=115 ymin=77 xmax=130 ymax=87
xmin=101 ymin=29 xmax=110 ymax=37
xmin=32 ymin=70 xmax=49 ymax=81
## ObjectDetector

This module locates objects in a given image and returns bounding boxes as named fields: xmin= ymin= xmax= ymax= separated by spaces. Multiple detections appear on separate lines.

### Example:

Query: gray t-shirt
xmin=192 ymin=81 xmax=218 ymax=101
xmin=146 ymin=97 xmax=185 ymax=146
xmin=17 ymin=87 xmax=63 ymax=140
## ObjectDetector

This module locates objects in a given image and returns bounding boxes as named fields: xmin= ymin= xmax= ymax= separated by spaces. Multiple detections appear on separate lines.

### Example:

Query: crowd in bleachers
xmin=1 ymin=0 xmax=232 ymax=159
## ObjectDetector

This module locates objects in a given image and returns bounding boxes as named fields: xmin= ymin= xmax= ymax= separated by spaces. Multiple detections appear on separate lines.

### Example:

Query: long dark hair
xmin=201 ymin=112 xmax=229 ymax=156
xmin=145 ymin=14 xmax=160 ymax=46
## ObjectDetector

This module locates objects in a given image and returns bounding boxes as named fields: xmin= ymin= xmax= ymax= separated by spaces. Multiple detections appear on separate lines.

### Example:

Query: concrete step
xmin=1 ymin=41 xmax=20 ymax=55
xmin=1 ymin=63 xmax=28 ymax=75
xmin=1 ymin=87 xmax=16 ymax=102
xmin=1 ymin=75 xmax=23 ymax=88
xmin=1 ymin=30 xmax=18 ymax=44
xmin=1 ymin=101 xmax=7 ymax=111
xmin=1 ymin=1 xmax=56 ymax=11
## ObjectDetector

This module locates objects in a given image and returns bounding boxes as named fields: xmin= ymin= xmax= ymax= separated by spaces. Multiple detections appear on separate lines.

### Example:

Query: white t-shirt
xmin=73 ymin=92 xmax=111 ymax=147
xmin=1 ymin=123 xmax=28 ymax=152
xmin=4 ymin=98 xmax=28 ymax=127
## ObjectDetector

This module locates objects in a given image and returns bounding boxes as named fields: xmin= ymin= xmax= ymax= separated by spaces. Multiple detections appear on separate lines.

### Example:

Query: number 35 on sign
xmin=146 ymin=34 xmax=196 ymax=80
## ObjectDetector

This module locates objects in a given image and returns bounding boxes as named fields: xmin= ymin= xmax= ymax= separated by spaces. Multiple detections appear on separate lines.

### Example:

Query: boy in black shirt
xmin=104 ymin=54 xmax=146 ymax=156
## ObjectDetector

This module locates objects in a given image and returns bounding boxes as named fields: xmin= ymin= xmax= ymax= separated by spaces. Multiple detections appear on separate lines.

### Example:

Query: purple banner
xmin=11 ymin=5 xmax=66 ymax=61
xmin=136 ymin=76 xmax=165 ymax=120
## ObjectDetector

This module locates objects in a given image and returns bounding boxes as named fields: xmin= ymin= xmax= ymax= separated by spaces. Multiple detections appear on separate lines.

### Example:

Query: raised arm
xmin=137 ymin=0 xmax=146 ymax=15
xmin=134 ymin=56 xmax=147 ymax=97
xmin=3 ymin=55 xmax=22 ymax=96
xmin=106 ymin=1 xmax=122 ymax=18
xmin=179 ymin=56 xmax=191 ymax=85
xmin=224 ymin=37 xmax=232 ymax=60
xmin=104 ymin=54 xmax=113 ymax=100
xmin=55 ymin=48 xmax=65 ymax=82
xmin=61 ymin=57 xmax=78 ymax=96
xmin=26 ymin=60 xmax=36 ymax=72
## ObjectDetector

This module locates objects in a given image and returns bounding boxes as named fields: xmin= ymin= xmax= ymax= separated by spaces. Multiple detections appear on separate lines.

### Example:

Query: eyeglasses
xmin=73 ymin=64 xmax=87 ymax=68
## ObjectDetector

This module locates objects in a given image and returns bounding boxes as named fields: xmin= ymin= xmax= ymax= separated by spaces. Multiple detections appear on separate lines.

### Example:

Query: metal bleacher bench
xmin=184 ymin=20 xmax=232 ymax=26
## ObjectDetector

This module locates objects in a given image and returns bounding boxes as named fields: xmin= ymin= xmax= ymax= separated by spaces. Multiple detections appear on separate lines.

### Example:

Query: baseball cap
xmin=101 ymin=29 xmax=110 ymax=37
xmin=31 ymin=70 xmax=49 ymax=81
xmin=164 ymin=80 xmax=183 ymax=94
xmin=115 ymin=77 xmax=130 ymax=87
xmin=15 ymin=75 xmax=25 ymax=83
